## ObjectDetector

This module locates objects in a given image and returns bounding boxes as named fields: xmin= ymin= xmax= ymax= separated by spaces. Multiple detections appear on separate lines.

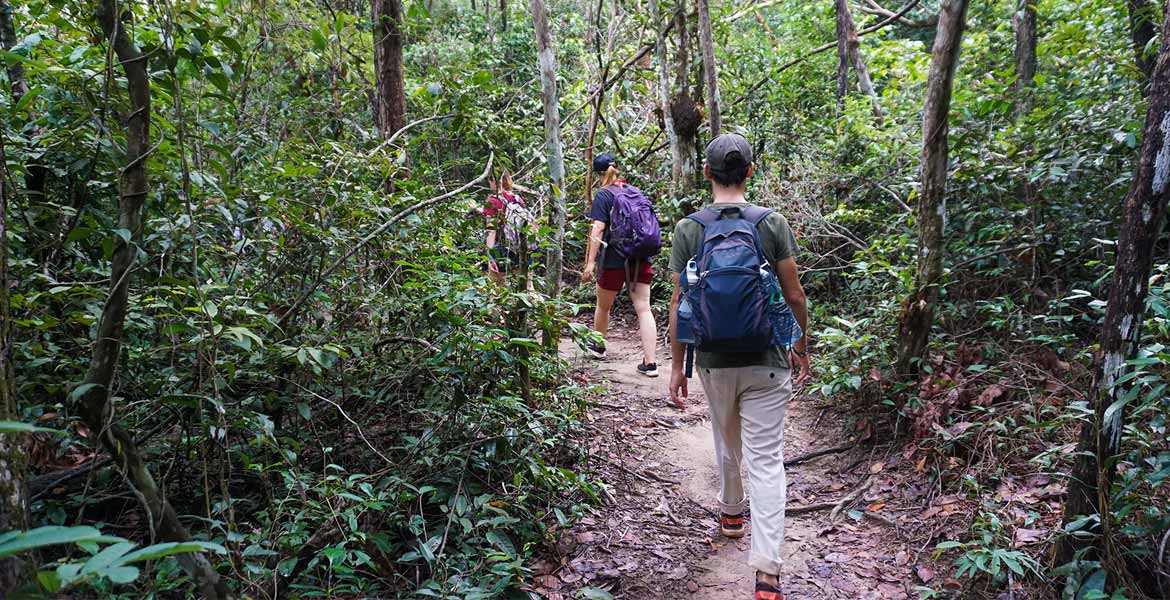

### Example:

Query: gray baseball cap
xmin=705 ymin=133 xmax=753 ymax=173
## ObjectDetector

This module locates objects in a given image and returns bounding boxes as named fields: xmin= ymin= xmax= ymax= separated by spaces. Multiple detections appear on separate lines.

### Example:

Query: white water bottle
xmin=685 ymin=259 xmax=699 ymax=287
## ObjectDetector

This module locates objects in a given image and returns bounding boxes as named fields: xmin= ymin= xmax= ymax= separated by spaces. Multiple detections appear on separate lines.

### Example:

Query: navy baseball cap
xmin=705 ymin=133 xmax=753 ymax=173
xmin=592 ymin=152 xmax=617 ymax=173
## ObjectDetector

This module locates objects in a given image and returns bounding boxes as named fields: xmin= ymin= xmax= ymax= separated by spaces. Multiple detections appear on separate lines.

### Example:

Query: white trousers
xmin=698 ymin=365 xmax=792 ymax=576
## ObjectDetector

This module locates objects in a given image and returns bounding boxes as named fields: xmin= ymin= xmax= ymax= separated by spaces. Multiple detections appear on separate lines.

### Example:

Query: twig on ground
xmin=862 ymin=510 xmax=902 ymax=536
xmin=787 ymin=501 xmax=840 ymax=515
xmin=785 ymin=442 xmax=855 ymax=467
xmin=829 ymin=475 xmax=876 ymax=521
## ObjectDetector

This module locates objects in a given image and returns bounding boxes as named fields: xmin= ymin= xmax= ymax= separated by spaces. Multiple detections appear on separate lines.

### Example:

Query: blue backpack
xmin=676 ymin=205 xmax=802 ymax=377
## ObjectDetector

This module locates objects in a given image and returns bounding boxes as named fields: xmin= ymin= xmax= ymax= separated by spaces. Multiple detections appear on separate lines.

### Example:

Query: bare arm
xmin=585 ymin=220 xmax=606 ymax=266
xmin=582 ymin=220 xmax=606 ymax=282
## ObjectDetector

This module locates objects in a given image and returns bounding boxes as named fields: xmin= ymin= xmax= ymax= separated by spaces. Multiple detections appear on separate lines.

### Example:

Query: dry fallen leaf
xmin=916 ymin=564 xmax=935 ymax=583
xmin=869 ymin=462 xmax=885 ymax=474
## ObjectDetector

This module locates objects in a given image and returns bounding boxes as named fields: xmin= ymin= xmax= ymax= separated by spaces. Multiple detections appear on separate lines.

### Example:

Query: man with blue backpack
xmin=667 ymin=133 xmax=810 ymax=600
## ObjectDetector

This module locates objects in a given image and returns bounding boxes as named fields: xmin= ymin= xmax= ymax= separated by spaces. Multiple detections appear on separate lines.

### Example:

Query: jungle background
xmin=0 ymin=0 xmax=1168 ymax=598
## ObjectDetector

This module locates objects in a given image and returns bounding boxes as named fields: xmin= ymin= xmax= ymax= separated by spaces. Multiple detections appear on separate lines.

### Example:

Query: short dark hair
xmin=710 ymin=162 xmax=751 ymax=187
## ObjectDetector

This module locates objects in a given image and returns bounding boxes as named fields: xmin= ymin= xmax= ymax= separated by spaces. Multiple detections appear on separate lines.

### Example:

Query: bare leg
xmin=630 ymin=282 xmax=658 ymax=364
xmin=593 ymin=285 xmax=618 ymax=338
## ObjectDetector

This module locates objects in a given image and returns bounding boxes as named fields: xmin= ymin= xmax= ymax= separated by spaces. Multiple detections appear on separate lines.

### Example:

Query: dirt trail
xmin=540 ymin=319 xmax=941 ymax=600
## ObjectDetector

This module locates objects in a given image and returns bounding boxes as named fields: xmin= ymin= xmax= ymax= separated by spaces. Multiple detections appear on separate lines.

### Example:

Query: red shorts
xmin=598 ymin=261 xmax=654 ymax=292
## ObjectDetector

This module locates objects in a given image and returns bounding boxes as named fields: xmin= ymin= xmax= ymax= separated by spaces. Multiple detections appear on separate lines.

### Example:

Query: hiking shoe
xmin=637 ymin=362 xmax=659 ymax=377
xmin=754 ymin=581 xmax=786 ymax=600
xmin=720 ymin=513 xmax=745 ymax=538
xmin=585 ymin=341 xmax=606 ymax=359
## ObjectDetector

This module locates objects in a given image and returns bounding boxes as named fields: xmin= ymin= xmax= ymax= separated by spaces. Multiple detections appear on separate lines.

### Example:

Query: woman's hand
xmin=581 ymin=263 xmax=595 ymax=284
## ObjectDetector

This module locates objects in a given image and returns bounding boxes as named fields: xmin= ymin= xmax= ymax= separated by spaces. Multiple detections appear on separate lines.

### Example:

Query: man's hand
xmin=487 ymin=259 xmax=500 ymax=274
xmin=791 ymin=351 xmax=811 ymax=387
xmin=669 ymin=367 xmax=688 ymax=409
xmin=581 ymin=263 xmax=595 ymax=284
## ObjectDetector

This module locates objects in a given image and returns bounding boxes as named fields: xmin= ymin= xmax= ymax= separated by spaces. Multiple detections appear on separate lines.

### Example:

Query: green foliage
xmin=0 ymin=526 xmax=223 ymax=595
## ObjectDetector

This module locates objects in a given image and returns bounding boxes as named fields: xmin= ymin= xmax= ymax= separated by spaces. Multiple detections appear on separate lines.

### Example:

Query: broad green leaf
xmin=118 ymin=541 xmax=226 ymax=565
xmin=0 ymin=421 xmax=63 ymax=435
xmin=0 ymin=527 xmax=126 ymax=559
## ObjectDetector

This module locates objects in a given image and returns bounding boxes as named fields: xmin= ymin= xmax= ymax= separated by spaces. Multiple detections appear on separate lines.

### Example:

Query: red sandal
xmin=720 ymin=513 xmax=746 ymax=538
xmin=754 ymin=581 xmax=786 ymax=600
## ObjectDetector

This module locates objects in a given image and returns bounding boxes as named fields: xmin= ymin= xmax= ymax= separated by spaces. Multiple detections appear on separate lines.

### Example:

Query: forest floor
xmin=534 ymin=312 xmax=957 ymax=600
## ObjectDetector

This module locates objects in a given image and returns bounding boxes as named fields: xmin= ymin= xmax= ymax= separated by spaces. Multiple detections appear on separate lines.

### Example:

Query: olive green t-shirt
xmin=668 ymin=202 xmax=800 ymax=370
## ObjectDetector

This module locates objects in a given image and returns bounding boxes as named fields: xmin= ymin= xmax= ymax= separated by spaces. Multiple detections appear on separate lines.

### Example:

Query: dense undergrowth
xmin=3 ymin=0 xmax=1169 ymax=598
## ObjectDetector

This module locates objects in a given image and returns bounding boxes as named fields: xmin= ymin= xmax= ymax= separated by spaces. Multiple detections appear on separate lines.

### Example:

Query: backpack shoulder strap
xmin=685 ymin=208 xmax=720 ymax=228
xmin=740 ymin=205 xmax=774 ymax=225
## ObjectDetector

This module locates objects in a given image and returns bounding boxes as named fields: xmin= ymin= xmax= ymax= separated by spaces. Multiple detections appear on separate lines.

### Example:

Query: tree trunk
xmin=1056 ymin=6 xmax=1170 ymax=570
xmin=1 ymin=0 xmax=46 ymax=201
xmin=83 ymin=3 xmax=230 ymax=598
xmin=583 ymin=0 xmax=611 ymax=206
xmin=654 ymin=0 xmax=681 ymax=196
xmin=835 ymin=0 xmax=850 ymax=111
xmin=894 ymin=0 xmax=969 ymax=375
xmin=1128 ymin=0 xmax=1158 ymax=87
xmin=1013 ymin=0 xmax=1037 ymax=115
xmin=696 ymin=0 xmax=720 ymax=137
xmin=530 ymin=0 xmax=566 ymax=302
xmin=836 ymin=0 xmax=882 ymax=120
xmin=372 ymin=0 xmax=407 ymax=138
xmin=0 ymin=125 xmax=29 ymax=598
xmin=672 ymin=9 xmax=697 ymax=192
xmin=500 ymin=0 xmax=507 ymax=31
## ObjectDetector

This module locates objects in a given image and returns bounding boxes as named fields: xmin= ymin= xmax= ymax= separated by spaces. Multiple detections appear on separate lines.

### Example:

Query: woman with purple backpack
xmin=581 ymin=153 xmax=662 ymax=378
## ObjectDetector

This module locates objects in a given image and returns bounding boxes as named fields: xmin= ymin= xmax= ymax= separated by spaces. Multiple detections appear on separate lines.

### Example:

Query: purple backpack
xmin=606 ymin=184 xmax=662 ymax=261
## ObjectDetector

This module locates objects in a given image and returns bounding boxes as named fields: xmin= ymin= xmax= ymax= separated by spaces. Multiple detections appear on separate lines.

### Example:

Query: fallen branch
xmin=734 ymin=0 xmax=921 ymax=105
xmin=787 ymin=501 xmax=839 ymax=515
xmin=597 ymin=455 xmax=679 ymax=485
xmin=829 ymin=474 xmax=876 ymax=521
xmin=277 ymin=153 xmax=493 ymax=329
xmin=29 ymin=417 xmax=171 ymax=501
xmin=784 ymin=442 xmax=855 ymax=467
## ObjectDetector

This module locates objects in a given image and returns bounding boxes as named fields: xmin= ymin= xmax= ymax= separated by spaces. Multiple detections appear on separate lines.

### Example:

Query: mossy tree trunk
xmin=696 ymin=0 xmax=720 ymax=137
xmin=76 ymin=2 xmax=230 ymax=598
xmin=1057 ymin=6 xmax=1170 ymax=571
xmin=530 ymin=0 xmax=566 ymax=304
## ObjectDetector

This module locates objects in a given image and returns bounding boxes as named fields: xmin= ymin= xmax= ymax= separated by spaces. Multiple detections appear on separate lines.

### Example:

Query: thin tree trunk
xmin=1128 ymin=0 xmax=1158 ymax=87
xmin=1 ymin=0 xmax=46 ymax=201
xmin=530 ymin=0 xmax=566 ymax=303
xmin=1013 ymin=0 xmax=1037 ymax=115
xmin=83 ymin=3 xmax=229 ymax=598
xmin=0 ymin=125 xmax=28 ymax=597
xmin=654 ymin=0 xmax=681 ymax=196
xmin=836 ymin=0 xmax=882 ymax=120
xmin=672 ymin=9 xmax=697 ymax=192
xmin=584 ymin=0 xmax=610 ymax=205
xmin=500 ymin=0 xmax=507 ymax=31
xmin=894 ymin=0 xmax=969 ymax=375
xmin=835 ymin=0 xmax=850 ymax=111
xmin=1057 ymin=6 xmax=1170 ymax=570
xmin=696 ymin=0 xmax=721 ymax=137
xmin=372 ymin=0 xmax=407 ymax=138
